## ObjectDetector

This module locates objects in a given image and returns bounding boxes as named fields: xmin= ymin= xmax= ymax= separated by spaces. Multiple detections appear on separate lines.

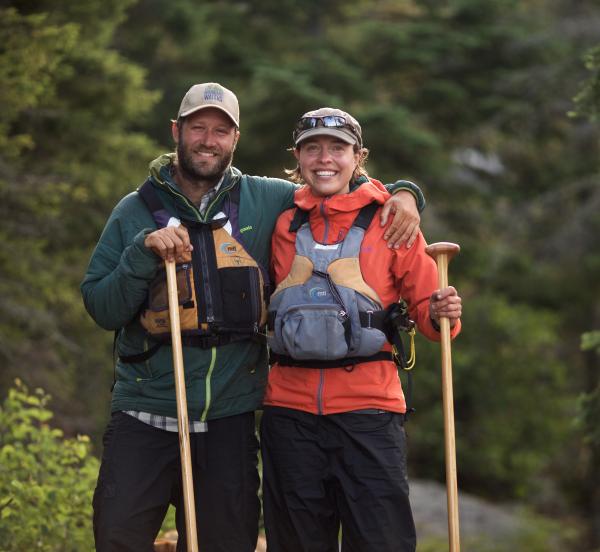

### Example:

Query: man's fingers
xmin=173 ymin=226 xmax=193 ymax=251
xmin=385 ymin=211 xmax=412 ymax=247
xmin=380 ymin=203 xmax=392 ymax=231
xmin=151 ymin=234 xmax=180 ymax=261
xmin=159 ymin=235 xmax=179 ymax=261
xmin=145 ymin=227 xmax=192 ymax=261
xmin=405 ymin=225 xmax=419 ymax=248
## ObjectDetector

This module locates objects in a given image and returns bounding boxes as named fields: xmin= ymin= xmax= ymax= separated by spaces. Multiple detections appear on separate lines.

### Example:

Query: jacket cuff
xmin=430 ymin=317 xmax=462 ymax=338
xmin=387 ymin=180 xmax=426 ymax=213
xmin=121 ymin=229 xmax=161 ymax=280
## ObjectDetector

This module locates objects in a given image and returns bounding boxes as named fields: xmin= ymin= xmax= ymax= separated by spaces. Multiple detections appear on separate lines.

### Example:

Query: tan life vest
xmin=137 ymin=179 xmax=268 ymax=349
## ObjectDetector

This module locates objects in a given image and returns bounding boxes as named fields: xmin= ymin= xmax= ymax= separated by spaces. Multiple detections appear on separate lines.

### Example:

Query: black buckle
xmin=182 ymin=334 xmax=226 ymax=349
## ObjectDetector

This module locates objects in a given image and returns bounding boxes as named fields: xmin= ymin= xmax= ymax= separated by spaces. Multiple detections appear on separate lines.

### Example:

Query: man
xmin=81 ymin=82 xmax=426 ymax=552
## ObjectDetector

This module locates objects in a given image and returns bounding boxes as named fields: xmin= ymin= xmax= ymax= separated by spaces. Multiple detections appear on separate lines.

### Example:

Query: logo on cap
xmin=204 ymin=85 xmax=224 ymax=103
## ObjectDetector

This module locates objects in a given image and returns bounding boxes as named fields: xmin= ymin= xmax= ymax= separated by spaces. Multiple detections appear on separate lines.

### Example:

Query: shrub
xmin=0 ymin=379 xmax=98 ymax=551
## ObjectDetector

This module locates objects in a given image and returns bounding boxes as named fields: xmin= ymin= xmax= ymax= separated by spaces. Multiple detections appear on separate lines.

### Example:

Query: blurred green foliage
xmin=1 ymin=0 xmax=599 ymax=548
xmin=0 ymin=380 xmax=98 ymax=551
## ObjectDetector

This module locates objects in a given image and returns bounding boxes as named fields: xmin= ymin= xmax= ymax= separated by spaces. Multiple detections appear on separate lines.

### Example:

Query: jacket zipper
xmin=164 ymin=177 xmax=236 ymax=222
xmin=317 ymin=369 xmax=325 ymax=415
xmin=317 ymin=198 xmax=330 ymax=415
xmin=197 ymin=227 xmax=215 ymax=324
xmin=249 ymin=268 xmax=260 ymax=324
xmin=201 ymin=347 xmax=217 ymax=422
xmin=320 ymin=199 xmax=330 ymax=242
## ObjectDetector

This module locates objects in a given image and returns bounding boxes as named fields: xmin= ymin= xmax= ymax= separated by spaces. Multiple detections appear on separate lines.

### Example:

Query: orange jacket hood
xmin=293 ymin=178 xmax=390 ymax=244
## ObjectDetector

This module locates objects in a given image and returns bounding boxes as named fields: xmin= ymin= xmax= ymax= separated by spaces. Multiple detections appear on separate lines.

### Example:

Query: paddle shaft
xmin=425 ymin=242 xmax=461 ymax=552
xmin=166 ymin=260 xmax=199 ymax=552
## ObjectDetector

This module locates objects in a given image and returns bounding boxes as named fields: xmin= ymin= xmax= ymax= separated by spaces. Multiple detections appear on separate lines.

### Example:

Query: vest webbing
xmin=269 ymin=202 xmax=387 ymax=368
xmin=119 ymin=179 xmax=267 ymax=364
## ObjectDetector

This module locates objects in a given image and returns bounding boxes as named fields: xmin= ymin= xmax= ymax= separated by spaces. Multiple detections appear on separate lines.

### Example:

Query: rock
xmin=410 ymin=479 xmax=523 ymax=541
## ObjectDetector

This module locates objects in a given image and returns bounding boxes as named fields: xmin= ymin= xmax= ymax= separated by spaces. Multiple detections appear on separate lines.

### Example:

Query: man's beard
xmin=176 ymin=137 xmax=234 ymax=185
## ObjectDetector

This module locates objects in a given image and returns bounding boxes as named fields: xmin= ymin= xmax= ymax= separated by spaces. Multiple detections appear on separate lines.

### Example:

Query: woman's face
xmin=295 ymin=136 xmax=359 ymax=197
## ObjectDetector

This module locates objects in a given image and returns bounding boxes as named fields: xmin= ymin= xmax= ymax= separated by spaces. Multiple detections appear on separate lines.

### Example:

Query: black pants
xmin=260 ymin=407 xmax=416 ymax=552
xmin=93 ymin=411 xmax=260 ymax=552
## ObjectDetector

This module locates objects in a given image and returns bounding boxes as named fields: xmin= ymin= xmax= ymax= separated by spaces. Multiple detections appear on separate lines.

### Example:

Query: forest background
xmin=0 ymin=0 xmax=599 ymax=550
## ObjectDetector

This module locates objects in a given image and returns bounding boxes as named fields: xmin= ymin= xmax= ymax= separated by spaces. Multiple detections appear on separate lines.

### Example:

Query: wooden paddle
xmin=165 ymin=260 xmax=199 ymax=552
xmin=425 ymin=242 xmax=461 ymax=552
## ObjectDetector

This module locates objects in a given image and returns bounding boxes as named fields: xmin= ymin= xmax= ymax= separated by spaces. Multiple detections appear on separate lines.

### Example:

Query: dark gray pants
xmin=261 ymin=406 xmax=416 ymax=552
xmin=93 ymin=411 xmax=260 ymax=552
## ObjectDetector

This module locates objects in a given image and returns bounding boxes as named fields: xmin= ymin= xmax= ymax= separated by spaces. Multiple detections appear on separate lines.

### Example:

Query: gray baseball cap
xmin=176 ymin=82 xmax=240 ymax=127
xmin=293 ymin=107 xmax=362 ymax=146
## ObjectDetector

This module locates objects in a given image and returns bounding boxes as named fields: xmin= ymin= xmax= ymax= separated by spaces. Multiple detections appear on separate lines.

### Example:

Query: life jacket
xmin=122 ymin=178 xmax=269 ymax=362
xmin=268 ymin=202 xmax=403 ymax=368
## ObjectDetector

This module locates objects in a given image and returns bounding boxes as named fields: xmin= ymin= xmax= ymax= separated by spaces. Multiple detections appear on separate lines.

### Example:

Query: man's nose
xmin=200 ymin=130 xmax=218 ymax=147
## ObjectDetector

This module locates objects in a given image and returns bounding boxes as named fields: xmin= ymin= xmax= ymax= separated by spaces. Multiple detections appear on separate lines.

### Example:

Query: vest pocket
xmin=147 ymin=263 xmax=193 ymax=312
xmin=219 ymin=266 xmax=262 ymax=326
xmin=353 ymin=327 xmax=387 ymax=357
xmin=278 ymin=304 xmax=349 ymax=360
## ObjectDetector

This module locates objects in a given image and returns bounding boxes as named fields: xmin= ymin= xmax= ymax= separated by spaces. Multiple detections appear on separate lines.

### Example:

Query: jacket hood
xmin=293 ymin=176 xmax=390 ymax=244
xmin=294 ymin=176 xmax=390 ymax=213
xmin=148 ymin=153 xmax=176 ymax=187
xmin=147 ymin=153 xmax=242 ymax=221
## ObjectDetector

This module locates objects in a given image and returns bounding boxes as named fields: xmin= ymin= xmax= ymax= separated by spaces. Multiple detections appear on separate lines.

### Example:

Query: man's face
xmin=173 ymin=108 xmax=239 ymax=183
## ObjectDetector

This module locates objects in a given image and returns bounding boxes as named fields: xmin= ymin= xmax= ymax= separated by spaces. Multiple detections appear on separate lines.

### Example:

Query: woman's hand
xmin=430 ymin=286 xmax=462 ymax=328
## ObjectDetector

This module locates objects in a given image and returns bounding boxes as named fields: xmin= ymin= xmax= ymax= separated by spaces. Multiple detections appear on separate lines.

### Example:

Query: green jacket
xmin=81 ymin=153 xmax=425 ymax=421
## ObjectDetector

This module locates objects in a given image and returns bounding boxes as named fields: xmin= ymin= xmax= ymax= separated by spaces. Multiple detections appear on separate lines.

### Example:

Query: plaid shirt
xmin=198 ymin=175 xmax=224 ymax=215
xmin=124 ymin=410 xmax=207 ymax=433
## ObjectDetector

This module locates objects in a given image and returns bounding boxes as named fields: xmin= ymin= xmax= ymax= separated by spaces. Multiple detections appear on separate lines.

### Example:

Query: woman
xmin=260 ymin=107 xmax=462 ymax=552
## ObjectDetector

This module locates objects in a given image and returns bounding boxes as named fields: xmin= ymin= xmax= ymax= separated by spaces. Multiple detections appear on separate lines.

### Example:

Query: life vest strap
xmin=269 ymin=351 xmax=394 ymax=369
xmin=119 ymin=329 xmax=266 ymax=364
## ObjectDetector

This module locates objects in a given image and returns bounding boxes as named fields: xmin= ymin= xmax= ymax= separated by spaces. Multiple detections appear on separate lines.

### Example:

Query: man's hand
xmin=144 ymin=226 xmax=193 ymax=263
xmin=380 ymin=190 xmax=420 ymax=249
xmin=429 ymin=286 xmax=462 ymax=328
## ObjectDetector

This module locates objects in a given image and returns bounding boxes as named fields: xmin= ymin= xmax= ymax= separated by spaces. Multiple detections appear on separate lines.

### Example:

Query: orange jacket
xmin=264 ymin=179 xmax=461 ymax=415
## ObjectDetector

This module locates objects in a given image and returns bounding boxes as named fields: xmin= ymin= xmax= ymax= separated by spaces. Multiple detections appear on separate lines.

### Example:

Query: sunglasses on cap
xmin=293 ymin=115 xmax=361 ymax=144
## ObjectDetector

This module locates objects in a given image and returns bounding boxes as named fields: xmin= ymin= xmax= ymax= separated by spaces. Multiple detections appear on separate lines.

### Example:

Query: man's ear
xmin=171 ymin=120 xmax=180 ymax=144
xmin=233 ymin=129 xmax=240 ymax=150
xmin=293 ymin=147 xmax=300 ymax=161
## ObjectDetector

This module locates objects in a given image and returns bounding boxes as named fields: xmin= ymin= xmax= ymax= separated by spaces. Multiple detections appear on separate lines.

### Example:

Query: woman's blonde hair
xmin=284 ymin=144 xmax=370 ymax=184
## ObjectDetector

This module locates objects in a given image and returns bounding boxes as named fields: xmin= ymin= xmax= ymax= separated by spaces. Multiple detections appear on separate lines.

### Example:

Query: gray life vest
xmin=268 ymin=203 xmax=397 ymax=369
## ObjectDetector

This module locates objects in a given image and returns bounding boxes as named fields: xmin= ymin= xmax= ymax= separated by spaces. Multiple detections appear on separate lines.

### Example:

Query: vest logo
xmin=220 ymin=242 xmax=238 ymax=254
xmin=240 ymin=225 xmax=253 ymax=233
xmin=204 ymin=85 xmax=224 ymax=102
xmin=309 ymin=287 xmax=329 ymax=301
